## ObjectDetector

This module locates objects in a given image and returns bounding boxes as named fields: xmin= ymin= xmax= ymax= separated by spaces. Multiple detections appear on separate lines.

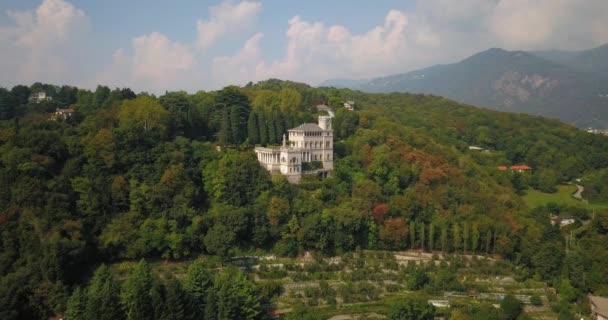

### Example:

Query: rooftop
xmin=590 ymin=295 xmax=608 ymax=317
xmin=288 ymin=123 xmax=323 ymax=132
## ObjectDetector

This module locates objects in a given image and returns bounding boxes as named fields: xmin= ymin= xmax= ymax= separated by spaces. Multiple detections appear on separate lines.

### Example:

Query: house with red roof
xmin=497 ymin=165 xmax=532 ymax=173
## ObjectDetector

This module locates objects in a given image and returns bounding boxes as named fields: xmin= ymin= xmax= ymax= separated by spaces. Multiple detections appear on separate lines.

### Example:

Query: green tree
xmin=66 ymin=287 xmax=87 ymax=320
xmin=204 ymin=225 xmax=236 ymax=260
xmin=500 ymin=295 xmax=523 ymax=320
xmin=121 ymin=259 xmax=154 ymax=320
xmin=86 ymin=265 xmax=123 ymax=320
xmin=453 ymin=224 xmax=461 ymax=253
xmin=247 ymin=111 xmax=260 ymax=145
xmin=387 ymin=297 xmax=435 ymax=320
xmin=212 ymin=267 xmax=260 ymax=320
xmin=185 ymin=260 xmax=213 ymax=318
xmin=162 ymin=279 xmax=187 ymax=320
xmin=118 ymin=96 xmax=170 ymax=137
xmin=532 ymin=241 xmax=565 ymax=280
xmin=0 ymin=88 xmax=17 ymax=120
xmin=218 ymin=108 xmax=231 ymax=146
xmin=409 ymin=221 xmax=416 ymax=249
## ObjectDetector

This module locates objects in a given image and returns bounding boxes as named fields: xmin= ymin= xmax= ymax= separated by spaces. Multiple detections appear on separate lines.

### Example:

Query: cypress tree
xmin=472 ymin=224 xmax=480 ymax=253
xmin=485 ymin=229 xmax=493 ymax=254
xmin=275 ymin=111 xmax=286 ymax=142
xmin=441 ymin=224 xmax=448 ymax=252
xmin=428 ymin=223 xmax=435 ymax=251
xmin=420 ymin=222 xmax=426 ymax=251
xmin=463 ymin=222 xmax=469 ymax=253
xmin=409 ymin=221 xmax=416 ymax=249
xmin=204 ymin=289 xmax=217 ymax=320
xmin=267 ymin=112 xmax=277 ymax=145
xmin=218 ymin=108 xmax=231 ymax=146
xmin=247 ymin=111 xmax=260 ymax=145
xmin=230 ymin=105 xmax=245 ymax=144
xmin=258 ymin=112 xmax=269 ymax=146
xmin=453 ymin=224 xmax=461 ymax=253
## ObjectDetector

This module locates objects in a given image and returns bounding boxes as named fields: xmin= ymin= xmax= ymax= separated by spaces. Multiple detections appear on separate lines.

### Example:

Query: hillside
xmin=324 ymin=47 xmax=608 ymax=128
xmin=1 ymin=81 xmax=608 ymax=319
xmin=531 ymin=44 xmax=608 ymax=80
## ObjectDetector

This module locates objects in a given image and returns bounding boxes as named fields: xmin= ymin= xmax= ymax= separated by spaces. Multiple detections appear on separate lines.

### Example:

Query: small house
xmin=30 ymin=91 xmax=52 ymax=102
xmin=53 ymin=108 xmax=75 ymax=120
xmin=343 ymin=101 xmax=355 ymax=111
xmin=510 ymin=165 xmax=532 ymax=173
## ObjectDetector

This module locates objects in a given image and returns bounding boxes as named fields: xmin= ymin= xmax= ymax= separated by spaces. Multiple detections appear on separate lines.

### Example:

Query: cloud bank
xmin=1 ymin=0 xmax=608 ymax=93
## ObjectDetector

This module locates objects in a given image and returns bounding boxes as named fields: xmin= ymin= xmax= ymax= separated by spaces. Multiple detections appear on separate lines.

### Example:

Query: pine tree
xmin=85 ymin=265 xmax=123 ymax=320
xmin=121 ymin=259 xmax=154 ymax=320
xmin=185 ymin=260 xmax=213 ymax=319
xmin=162 ymin=279 xmax=187 ymax=320
xmin=247 ymin=111 xmax=260 ymax=145
xmin=204 ymin=289 xmax=217 ymax=320
xmin=66 ymin=287 xmax=87 ymax=320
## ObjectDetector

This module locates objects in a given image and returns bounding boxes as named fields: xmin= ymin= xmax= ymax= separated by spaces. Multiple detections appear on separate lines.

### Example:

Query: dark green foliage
xmin=530 ymin=294 xmax=542 ymax=306
xmin=500 ymin=294 xmax=524 ymax=320
xmin=161 ymin=279 xmax=188 ymax=320
xmin=121 ymin=260 xmax=154 ymax=320
xmin=0 ymin=88 xmax=17 ymax=120
xmin=66 ymin=287 xmax=86 ymax=320
xmin=387 ymin=296 xmax=435 ymax=320
xmin=247 ymin=111 xmax=260 ymax=145
xmin=86 ymin=265 xmax=123 ymax=320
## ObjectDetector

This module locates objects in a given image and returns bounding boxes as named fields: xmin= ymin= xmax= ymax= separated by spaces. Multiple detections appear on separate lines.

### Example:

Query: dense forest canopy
xmin=1 ymin=79 xmax=608 ymax=319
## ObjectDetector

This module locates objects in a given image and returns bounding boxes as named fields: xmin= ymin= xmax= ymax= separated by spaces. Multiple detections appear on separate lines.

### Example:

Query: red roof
xmin=498 ymin=166 xmax=508 ymax=171
xmin=510 ymin=165 xmax=532 ymax=170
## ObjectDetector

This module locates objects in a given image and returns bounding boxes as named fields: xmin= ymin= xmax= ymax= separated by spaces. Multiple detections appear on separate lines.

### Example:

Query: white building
xmin=255 ymin=114 xmax=333 ymax=183
xmin=30 ymin=91 xmax=52 ymax=102
xmin=344 ymin=101 xmax=355 ymax=111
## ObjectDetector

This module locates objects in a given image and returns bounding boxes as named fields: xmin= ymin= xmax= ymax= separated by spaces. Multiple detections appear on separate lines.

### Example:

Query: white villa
xmin=255 ymin=114 xmax=334 ymax=183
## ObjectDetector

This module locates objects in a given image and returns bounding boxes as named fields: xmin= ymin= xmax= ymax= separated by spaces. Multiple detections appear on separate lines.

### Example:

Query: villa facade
xmin=255 ymin=114 xmax=333 ymax=183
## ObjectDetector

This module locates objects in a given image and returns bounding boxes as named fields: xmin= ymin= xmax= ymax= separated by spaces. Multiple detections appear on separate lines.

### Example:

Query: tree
xmin=121 ymin=259 xmax=154 ymax=320
xmin=428 ymin=223 xmax=435 ymax=251
xmin=0 ymin=88 xmax=17 ymax=120
xmin=185 ymin=260 xmax=214 ymax=318
xmin=162 ymin=279 xmax=187 ymax=320
xmin=247 ymin=111 xmax=260 ymax=145
xmin=10 ymin=85 xmax=31 ymax=106
xmin=387 ymin=297 xmax=435 ymax=320
xmin=471 ymin=224 xmax=480 ymax=253
xmin=214 ymin=267 xmax=260 ymax=320
xmin=118 ymin=96 xmax=170 ymax=137
xmin=204 ymin=225 xmax=236 ymax=260
xmin=218 ymin=108 xmax=231 ymax=146
xmin=500 ymin=295 xmax=523 ymax=320
xmin=86 ymin=265 xmax=123 ymax=320
xmin=66 ymin=287 xmax=87 ymax=320
xmin=532 ymin=241 xmax=565 ymax=280
xmin=93 ymin=85 xmax=111 ymax=110
xmin=453 ymin=224 xmax=461 ymax=253
xmin=409 ymin=221 xmax=416 ymax=249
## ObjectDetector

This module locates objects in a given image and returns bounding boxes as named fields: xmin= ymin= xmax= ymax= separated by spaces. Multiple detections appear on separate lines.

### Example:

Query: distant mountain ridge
xmin=322 ymin=44 xmax=608 ymax=128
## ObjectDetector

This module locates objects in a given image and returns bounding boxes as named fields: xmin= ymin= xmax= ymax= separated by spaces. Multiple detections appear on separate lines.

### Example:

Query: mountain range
xmin=321 ymin=44 xmax=608 ymax=128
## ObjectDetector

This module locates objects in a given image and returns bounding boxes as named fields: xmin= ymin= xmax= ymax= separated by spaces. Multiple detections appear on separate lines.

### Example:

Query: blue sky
xmin=1 ymin=0 xmax=607 ymax=93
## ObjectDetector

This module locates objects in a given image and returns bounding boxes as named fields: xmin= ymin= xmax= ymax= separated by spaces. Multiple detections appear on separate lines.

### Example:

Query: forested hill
xmin=324 ymin=46 xmax=608 ymax=128
xmin=1 ymin=80 xmax=608 ymax=319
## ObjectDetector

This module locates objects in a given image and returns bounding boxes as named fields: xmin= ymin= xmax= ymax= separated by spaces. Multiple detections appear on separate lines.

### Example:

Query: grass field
xmin=523 ymin=185 xmax=608 ymax=211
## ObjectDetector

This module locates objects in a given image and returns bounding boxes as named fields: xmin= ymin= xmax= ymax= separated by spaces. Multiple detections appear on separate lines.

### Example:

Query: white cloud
xmin=212 ymin=32 xmax=263 ymax=87
xmin=0 ymin=0 xmax=88 ymax=86
xmin=96 ymin=32 xmax=199 ymax=93
xmin=238 ymin=10 xmax=443 ymax=85
xmin=196 ymin=1 xmax=261 ymax=49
